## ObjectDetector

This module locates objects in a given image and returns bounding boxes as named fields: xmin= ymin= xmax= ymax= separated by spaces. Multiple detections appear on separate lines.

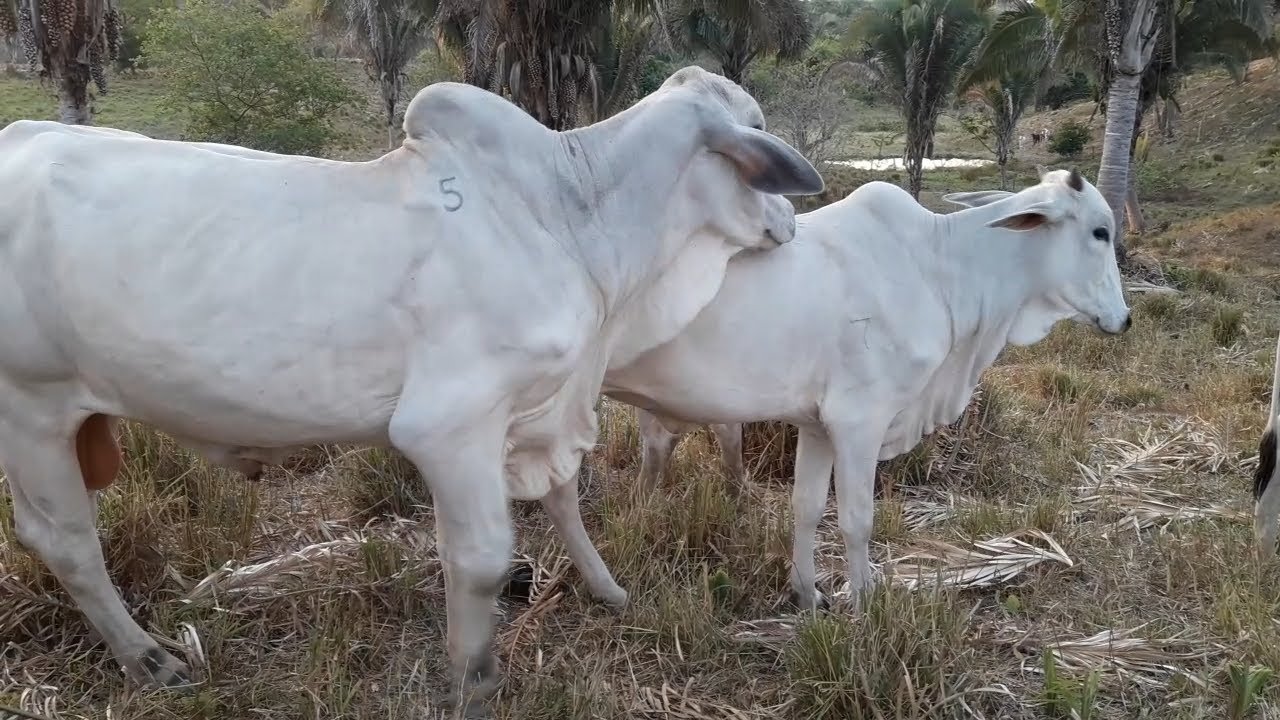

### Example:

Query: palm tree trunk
xmin=1096 ymin=69 xmax=1142 ymax=262
xmin=57 ymin=65 xmax=92 ymax=125
xmin=1125 ymin=168 xmax=1145 ymax=233
xmin=905 ymin=124 xmax=929 ymax=199
xmin=1161 ymin=97 xmax=1179 ymax=139
xmin=1124 ymin=104 xmax=1147 ymax=234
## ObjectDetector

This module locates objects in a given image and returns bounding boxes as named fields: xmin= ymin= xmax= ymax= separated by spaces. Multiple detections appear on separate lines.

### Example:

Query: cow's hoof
xmin=446 ymin=653 xmax=500 ymax=718
xmin=597 ymin=585 xmax=628 ymax=611
xmin=130 ymin=646 xmax=194 ymax=691
xmin=789 ymin=587 xmax=829 ymax=613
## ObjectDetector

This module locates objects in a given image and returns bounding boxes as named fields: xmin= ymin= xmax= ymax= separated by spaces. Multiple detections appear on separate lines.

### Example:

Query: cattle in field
xmin=0 ymin=65 xmax=823 ymax=716
xmin=602 ymin=169 xmax=1131 ymax=612
xmin=1253 ymin=332 xmax=1280 ymax=556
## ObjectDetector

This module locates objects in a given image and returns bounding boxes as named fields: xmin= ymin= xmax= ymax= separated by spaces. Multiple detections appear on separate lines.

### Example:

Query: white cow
xmin=1253 ymin=331 xmax=1280 ymax=556
xmin=0 ymin=65 xmax=823 ymax=715
xmin=603 ymin=169 xmax=1131 ymax=611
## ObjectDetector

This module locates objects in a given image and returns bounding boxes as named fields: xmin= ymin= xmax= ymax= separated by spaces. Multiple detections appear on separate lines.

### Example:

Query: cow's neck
xmin=554 ymin=94 xmax=715 ymax=315
xmin=931 ymin=203 xmax=1064 ymax=373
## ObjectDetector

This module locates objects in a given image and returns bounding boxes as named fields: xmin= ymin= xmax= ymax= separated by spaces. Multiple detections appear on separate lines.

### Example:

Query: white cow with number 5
xmin=0 ymin=65 xmax=823 ymax=717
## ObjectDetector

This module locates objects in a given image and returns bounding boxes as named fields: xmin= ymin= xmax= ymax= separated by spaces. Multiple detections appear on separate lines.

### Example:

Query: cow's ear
xmin=985 ymin=200 xmax=1062 ymax=232
xmin=704 ymin=122 xmax=825 ymax=196
xmin=942 ymin=190 xmax=1014 ymax=209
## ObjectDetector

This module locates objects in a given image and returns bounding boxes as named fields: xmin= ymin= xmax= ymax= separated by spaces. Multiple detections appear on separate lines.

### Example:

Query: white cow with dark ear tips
xmin=604 ymin=168 xmax=1131 ymax=613
xmin=0 ymin=65 xmax=821 ymax=715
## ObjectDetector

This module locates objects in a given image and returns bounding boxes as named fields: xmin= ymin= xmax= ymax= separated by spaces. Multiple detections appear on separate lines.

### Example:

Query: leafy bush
xmin=1049 ymin=119 xmax=1090 ymax=159
xmin=113 ymin=0 xmax=171 ymax=70
xmin=142 ymin=0 xmax=356 ymax=155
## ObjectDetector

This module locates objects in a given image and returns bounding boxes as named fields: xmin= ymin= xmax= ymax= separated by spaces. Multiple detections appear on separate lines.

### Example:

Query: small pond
xmin=828 ymin=157 xmax=995 ymax=171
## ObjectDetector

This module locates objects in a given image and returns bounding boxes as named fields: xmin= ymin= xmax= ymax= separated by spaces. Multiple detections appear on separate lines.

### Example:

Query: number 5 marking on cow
xmin=440 ymin=176 xmax=463 ymax=212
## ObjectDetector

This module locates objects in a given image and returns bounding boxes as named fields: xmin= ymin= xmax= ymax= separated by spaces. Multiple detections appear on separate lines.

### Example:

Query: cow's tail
xmin=1253 ymin=331 xmax=1280 ymax=558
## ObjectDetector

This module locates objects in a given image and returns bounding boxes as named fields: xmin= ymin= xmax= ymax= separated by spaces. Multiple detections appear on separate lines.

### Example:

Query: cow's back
xmin=604 ymin=183 xmax=956 ymax=427
xmin=0 ymin=123 xmax=595 ymax=446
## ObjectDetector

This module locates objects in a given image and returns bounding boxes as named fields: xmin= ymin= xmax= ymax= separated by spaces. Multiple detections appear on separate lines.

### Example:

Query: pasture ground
xmin=3 ymin=58 xmax=1280 ymax=719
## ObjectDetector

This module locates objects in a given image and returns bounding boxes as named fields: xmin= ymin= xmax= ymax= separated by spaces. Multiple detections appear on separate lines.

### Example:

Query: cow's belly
xmin=81 ymin=341 xmax=408 ymax=448
xmin=602 ymin=359 xmax=820 ymax=427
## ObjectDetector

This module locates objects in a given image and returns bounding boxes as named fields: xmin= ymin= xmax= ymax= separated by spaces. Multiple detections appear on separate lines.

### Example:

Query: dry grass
xmin=4 ymin=59 xmax=1280 ymax=720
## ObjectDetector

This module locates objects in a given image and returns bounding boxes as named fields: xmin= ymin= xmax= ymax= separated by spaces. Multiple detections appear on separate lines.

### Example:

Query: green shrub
xmin=142 ymin=0 xmax=356 ymax=155
xmin=1049 ymin=119 xmax=1090 ymax=159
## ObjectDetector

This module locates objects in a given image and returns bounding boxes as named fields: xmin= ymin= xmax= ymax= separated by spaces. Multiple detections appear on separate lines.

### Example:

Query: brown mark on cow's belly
xmin=76 ymin=413 xmax=123 ymax=491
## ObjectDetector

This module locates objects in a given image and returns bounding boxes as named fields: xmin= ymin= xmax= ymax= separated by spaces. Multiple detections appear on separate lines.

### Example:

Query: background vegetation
xmin=3 ymin=0 xmax=1280 ymax=718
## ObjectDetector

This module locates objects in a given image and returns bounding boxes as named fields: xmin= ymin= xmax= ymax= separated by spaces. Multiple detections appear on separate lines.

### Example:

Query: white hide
xmin=1253 ymin=330 xmax=1280 ymax=557
xmin=604 ymin=169 xmax=1131 ymax=610
xmin=0 ymin=65 xmax=822 ymax=713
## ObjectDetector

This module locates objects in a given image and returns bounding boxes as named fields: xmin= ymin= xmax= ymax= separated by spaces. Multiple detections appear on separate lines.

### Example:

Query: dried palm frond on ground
xmin=632 ymin=679 xmax=784 ymax=720
xmin=1001 ymin=624 xmax=1219 ymax=687
xmin=183 ymin=518 xmax=438 ymax=604
xmin=1078 ymin=421 xmax=1243 ymax=486
xmin=899 ymin=487 xmax=984 ymax=530
xmin=1073 ymin=423 xmax=1250 ymax=534
xmin=729 ymin=617 xmax=799 ymax=653
xmin=885 ymin=529 xmax=1073 ymax=590
xmin=1074 ymin=479 xmax=1248 ymax=535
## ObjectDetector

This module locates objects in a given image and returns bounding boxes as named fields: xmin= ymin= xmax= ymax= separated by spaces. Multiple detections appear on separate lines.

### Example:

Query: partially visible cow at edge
xmin=0 ymin=66 xmax=823 ymax=716
xmin=602 ymin=169 xmax=1131 ymax=612
xmin=1252 ymin=331 xmax=1280 ymax=556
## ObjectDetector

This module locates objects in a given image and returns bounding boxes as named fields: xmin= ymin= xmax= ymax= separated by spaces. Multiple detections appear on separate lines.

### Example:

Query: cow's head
xmin=651 ymin=66 xmax=824 ymax=252
xmin=944 ymin=168 xmax=1131 ymax=343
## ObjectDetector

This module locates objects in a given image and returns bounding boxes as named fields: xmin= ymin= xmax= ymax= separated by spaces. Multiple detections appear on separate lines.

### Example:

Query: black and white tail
xmin=1253 ymin=331 xmax=1280 ymax=558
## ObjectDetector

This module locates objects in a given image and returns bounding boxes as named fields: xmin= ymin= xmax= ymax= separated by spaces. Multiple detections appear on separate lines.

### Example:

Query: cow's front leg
xmin=789 ymin=424 xmax=833 ymax=611
xmin=4 ymin=414 xmax=193 ymax=690
xmin=541 ymin=475 xmax=627 ymax=607
xmin=825 ymin=417 xmax=887 ymax=612
xmin=390 ymin=397 xmax=511 ymax=718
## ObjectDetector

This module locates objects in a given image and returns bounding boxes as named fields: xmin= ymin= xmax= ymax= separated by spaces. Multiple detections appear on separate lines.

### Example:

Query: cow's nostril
xmin=1123 ymin=314 xmax=1133 ymax=332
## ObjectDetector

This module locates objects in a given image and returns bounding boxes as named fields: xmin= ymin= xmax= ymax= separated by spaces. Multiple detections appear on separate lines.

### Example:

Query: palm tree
xmin=461 ymin=0 xmax=664 ymax=131
xmin=589 ymin=5 xmax=660 ymax=120
xmin=5 ymin=0 xmax=123 ymax=124
xmin=1089 ymin=0 xmax=1162 ymax=261
xmin=313 ymin=0 xmax=441 ymax=150
xmin=957 ymin=0 xmax=1055 ymax=189
xmin=846 ymin=0 xmax=987 ymax=199
xmin=1130 ymin=0 xmax=1274 ymax=140
xmin=666 ymin=0 xmax=812 ymax=84
xmin=1077 ymin=0 xmax=1274 ymax=236
xmin=432 ymin=0 xmax=485 ymax=85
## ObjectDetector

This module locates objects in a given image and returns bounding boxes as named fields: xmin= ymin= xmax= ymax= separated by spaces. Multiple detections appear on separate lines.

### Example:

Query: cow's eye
xmin=1092 ymin=227 xmax=1110 ymax=242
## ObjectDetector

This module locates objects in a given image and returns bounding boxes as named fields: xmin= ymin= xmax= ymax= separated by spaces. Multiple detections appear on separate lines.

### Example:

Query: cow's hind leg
xmin=542 ymin=474 xmax=627 ymax=607
xmin=635 ymin=408 xmax=679 ymax=494
xmin=389 ymin=397 xmax=512 ymax=717
xmin=710 ymin=423 xmax=746 ymax=492
xmin=4 ymin=413 xmax=192 ymax=689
